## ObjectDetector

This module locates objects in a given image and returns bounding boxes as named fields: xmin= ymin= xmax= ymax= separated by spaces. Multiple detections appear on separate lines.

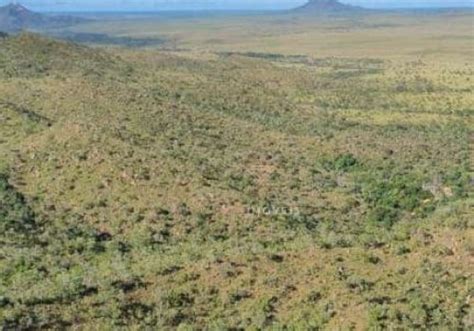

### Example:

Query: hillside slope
xmin=0 ymin=34 xmax=473 ymax=329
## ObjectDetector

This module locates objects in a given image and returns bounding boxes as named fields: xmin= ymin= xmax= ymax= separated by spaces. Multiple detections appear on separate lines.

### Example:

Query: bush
xmin=362 ymin=173 xmax=434 ymax=227
xmin=320 ymin=153 xmax=359 ymax=172
xmin=0 ymin=173 xmax=37 ymax=237
xmin=334 ymin=154 xmax=359 ymax=172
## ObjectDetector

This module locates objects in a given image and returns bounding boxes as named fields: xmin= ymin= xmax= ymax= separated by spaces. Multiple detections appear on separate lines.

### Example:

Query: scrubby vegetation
xmin=0 ymin=11 xmax=473 ymax=329
xmin=53 ymin=32 xmax=166 ymax=48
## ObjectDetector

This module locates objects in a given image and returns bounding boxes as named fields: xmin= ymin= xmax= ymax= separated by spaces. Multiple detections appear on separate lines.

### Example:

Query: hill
xmin=0 ymin=27 xmax=472 ymax=330
xmin=294 ymin=0 xmax=363 ymax=12
xmin=0 ymin=32 xmax=125 ymax=78
xmin=0 ymin=3 xmax=86 ymax=32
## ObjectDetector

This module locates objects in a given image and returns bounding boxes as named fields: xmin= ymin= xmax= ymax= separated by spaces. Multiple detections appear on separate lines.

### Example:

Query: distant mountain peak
xmin=0 ymin=2 xmax=86 ymax=32
xmin=3 ymin=2 xmax=30 ymax=13
xmin=296 ymin=0 xmax=362 ymax=12
xmin=6 ymin=2 xmax=27 ymax=8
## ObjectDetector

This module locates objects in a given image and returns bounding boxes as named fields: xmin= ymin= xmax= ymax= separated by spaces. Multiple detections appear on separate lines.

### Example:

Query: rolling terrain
xmin=0 ymin=7 xmax=473 ymax=330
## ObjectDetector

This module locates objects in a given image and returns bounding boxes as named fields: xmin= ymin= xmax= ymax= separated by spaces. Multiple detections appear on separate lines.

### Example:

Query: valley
xmin=0 ymin=2 xmax=473 ymax=329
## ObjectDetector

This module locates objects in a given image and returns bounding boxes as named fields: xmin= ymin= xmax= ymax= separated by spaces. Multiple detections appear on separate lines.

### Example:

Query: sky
xmin=1 ymin=0 xmax=473 ymax=11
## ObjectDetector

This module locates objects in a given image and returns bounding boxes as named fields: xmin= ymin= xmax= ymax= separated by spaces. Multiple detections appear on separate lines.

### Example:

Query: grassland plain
xmin=0 ymin=10 xmax=473 ymax=330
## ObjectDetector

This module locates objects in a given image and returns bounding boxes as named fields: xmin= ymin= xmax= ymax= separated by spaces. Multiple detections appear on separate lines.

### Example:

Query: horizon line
xmin=2 ymin=1 xmax=474 ymax=13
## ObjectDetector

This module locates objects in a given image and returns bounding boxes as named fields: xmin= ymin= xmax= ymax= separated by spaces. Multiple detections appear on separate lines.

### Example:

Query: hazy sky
xmin=2 ymin=0 xmax=473 ymax=11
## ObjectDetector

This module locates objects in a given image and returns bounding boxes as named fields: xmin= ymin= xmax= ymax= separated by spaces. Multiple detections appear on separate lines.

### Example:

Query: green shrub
xmin=320 ymin=153 xmax=359 ymax=173
xmin=0 ymin=173 xmax=37 ymax=238
xmin=334 ymin=154 xmax=359 ymax=172
xmin=361 ymin=173 xmax=434 ymax=227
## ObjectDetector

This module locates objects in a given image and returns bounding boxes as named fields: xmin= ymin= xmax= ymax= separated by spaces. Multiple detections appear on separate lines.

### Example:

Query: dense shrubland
xmin=0 ymin=31 xmax=472 ymax=329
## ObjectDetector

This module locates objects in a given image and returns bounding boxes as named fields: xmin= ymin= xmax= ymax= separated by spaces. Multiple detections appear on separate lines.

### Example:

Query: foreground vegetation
xmin=0 ymin=12 xmax=473 ymax=329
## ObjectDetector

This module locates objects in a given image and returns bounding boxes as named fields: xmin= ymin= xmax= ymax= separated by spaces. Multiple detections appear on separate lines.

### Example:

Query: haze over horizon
xmin=1 ymin=0 xmax=473 ymax=12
